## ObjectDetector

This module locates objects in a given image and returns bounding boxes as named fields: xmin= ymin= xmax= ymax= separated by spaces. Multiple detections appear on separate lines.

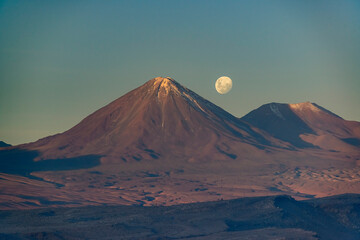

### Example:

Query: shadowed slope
xmin=241 ymin=103 xmax=316 ymax=148
xmin=0 ymin=141 xmax=11 ymax=148
xmin=0 ymin=149 xmax=100 ymax=176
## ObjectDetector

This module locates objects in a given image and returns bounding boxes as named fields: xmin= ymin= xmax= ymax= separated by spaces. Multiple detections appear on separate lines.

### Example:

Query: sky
xmin=1 ymin=0 xmax=360 ymax=145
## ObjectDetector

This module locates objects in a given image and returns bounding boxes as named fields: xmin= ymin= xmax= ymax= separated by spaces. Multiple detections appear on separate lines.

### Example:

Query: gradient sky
xmin=1 ymin=0 xmax=360 ymax=145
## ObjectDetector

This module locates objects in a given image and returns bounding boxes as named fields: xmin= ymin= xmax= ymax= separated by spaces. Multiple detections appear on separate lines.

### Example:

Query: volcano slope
xmin=0 ymin=77 xmax=359 ymax=209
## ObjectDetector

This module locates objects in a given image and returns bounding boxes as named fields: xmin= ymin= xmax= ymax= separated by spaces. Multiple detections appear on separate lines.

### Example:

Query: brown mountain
xmin=242 ymin=102 xmax=360 ymax=153
xmin=20 ymin=77 xmax=284 ymax=163
xmin=1 ymin=77 xmax=360 ymax=209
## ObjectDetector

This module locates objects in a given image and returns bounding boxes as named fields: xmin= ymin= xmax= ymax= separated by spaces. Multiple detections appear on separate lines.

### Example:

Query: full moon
xmin=215 ymin=76 xmax=233 ymax=94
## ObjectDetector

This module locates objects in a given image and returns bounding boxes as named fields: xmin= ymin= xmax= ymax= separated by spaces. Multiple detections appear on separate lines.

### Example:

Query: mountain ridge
xmin=242 ymin=101 xmax=360 ymax=153
xmin=0 ymin=141 xmax=11 ymax=148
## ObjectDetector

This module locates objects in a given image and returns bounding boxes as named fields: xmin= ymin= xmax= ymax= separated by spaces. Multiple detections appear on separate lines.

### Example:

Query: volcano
xmin=242 ymin=102 xmax=360 ymax=153
xmin=20 ymin=77 xmax=284 ymax=163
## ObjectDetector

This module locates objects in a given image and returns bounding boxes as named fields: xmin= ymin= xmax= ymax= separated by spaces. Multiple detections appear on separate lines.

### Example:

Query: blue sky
xmin=1 ymin=0 xmax=360 ymax=144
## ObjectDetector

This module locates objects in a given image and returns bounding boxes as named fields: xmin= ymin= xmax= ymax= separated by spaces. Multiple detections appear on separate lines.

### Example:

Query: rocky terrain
xmin=1 ymin=194 xmax=360 ymax=239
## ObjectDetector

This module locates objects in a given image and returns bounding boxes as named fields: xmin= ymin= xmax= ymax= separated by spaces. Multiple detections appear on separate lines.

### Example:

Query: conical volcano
xmin=22 ymin=77 xmax=279 ymax=163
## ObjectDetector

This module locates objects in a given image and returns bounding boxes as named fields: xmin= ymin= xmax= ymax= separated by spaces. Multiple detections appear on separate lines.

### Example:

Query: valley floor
xmin=1 ymin=159 xmax=360 ymax=209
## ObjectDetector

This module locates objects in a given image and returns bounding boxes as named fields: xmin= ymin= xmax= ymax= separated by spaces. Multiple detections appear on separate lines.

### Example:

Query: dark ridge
xmin=16 ymin=195 xmax=79 ymax=206
xmin=144 ymin=149 xmax=160 ymax=159
xmin=58 ymin=144 xmax=69 ymax=150
xmin=88 ymin=171 xmax=103 ymax=175
xmin=1 ymin=194 xmax=360 ymax=239
xmin=312 ymin=103 xmax=342 ymax=119
xmin=144 ymin=196 xmax=155 ymax=201
xmin=142 ymin=171 xmax=160 ymax=177
xmin=67 ymin=216 xmax=101 ymax=223
xmin=0 ymin=141 xmax=11 ymax=148
xmin=149 ymin=153 xmax=159 ymax=159
xmin=216 ymin=146 xmax=237 ymax=159
xmin=342 ymin=138 xmax=360 ymax=147
xmin=132 ymin=155 xmax=142 ymax=161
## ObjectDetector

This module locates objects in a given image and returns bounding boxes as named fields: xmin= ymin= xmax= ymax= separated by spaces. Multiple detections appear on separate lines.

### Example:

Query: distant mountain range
xmin=0 ymin=77 xmax=359 ymax=209
xmin=12 ymin=77 xmax=360 ymax=162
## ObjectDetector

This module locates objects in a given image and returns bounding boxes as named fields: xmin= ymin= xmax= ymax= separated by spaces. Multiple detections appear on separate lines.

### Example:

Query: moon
xmin=215 ymin=76 xmax=233 ymax=94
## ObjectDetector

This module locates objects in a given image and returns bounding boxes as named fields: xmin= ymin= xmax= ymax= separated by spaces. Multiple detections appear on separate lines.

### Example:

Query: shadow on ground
xmin=0 ymin=149 xmax=100 ymax=176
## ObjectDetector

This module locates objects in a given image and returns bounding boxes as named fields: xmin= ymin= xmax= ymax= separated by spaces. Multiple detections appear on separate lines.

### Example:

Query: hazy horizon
xmin=1 ymin=0 xmax=360 ymax=145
